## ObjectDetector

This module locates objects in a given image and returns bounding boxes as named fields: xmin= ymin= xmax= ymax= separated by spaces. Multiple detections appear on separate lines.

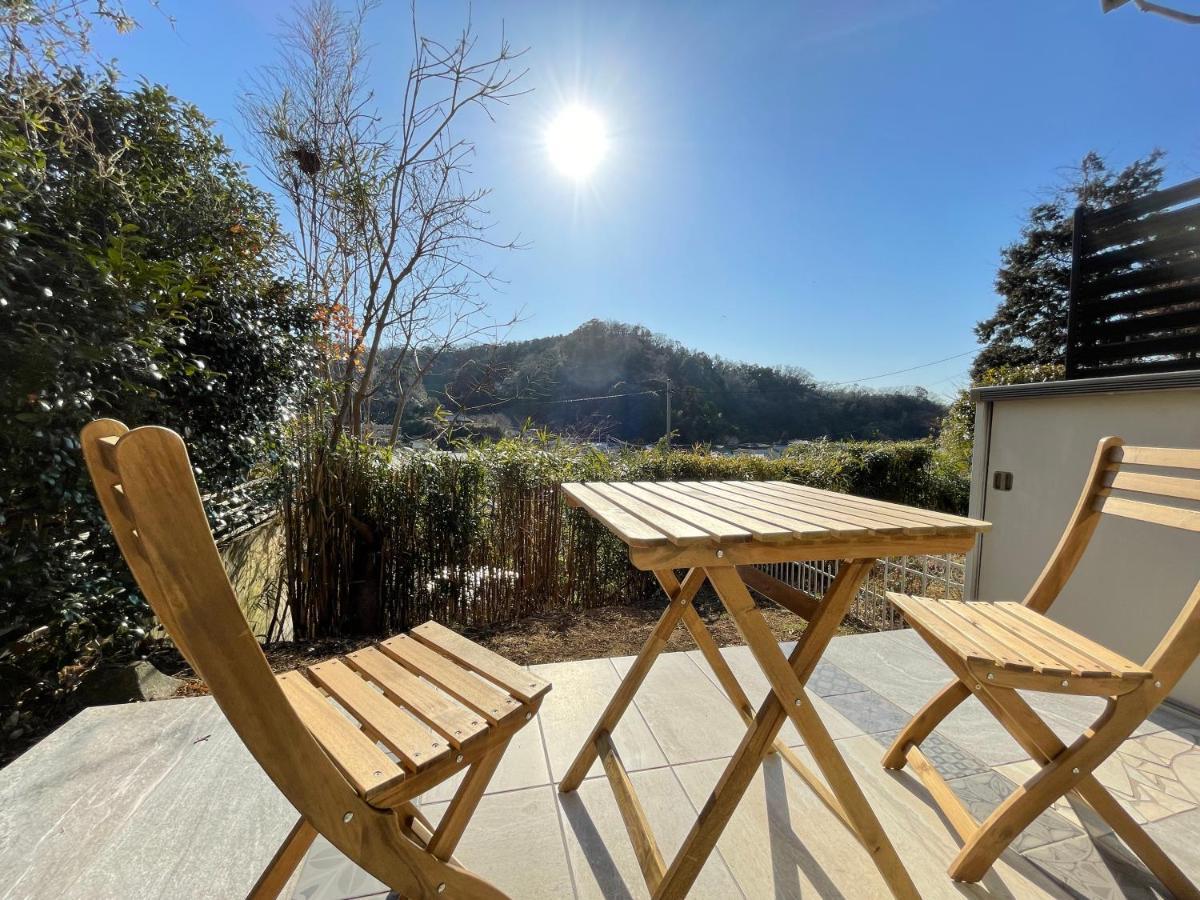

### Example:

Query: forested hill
xmin=380 ymin=320 xmax=944 ymax=444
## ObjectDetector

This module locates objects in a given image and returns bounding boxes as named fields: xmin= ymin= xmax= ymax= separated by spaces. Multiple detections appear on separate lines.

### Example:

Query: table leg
xmin=656 ymin=558 xmax=918 ymax=900
xmin=559 ymin=567 xmax=707 ymax=793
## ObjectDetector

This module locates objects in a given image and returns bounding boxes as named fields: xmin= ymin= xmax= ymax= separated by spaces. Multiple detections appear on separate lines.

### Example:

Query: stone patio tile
xmin=611 ymin=651 xmax=749 ymax=764
xmin=1087 ymin=728 xmax=1200 ymax=823
xmin=823 ymin=628 xmax=964 ymax=711
xmin=421 ymin=785 xmax=576 ymax=899
xmin=0 ymin=696 xmax=296 ymax=900
xmin=874 ymin=728 xmax=990 ymax=780
xmin=820 ymin=689 xmax=911 ymax=735
xmin=683 ymin=645 xmax=862 ymax=746
xmin=558 ymin=769 xmax=741 ymax=899
xmin=673 ymin=735 xmax=1063 ymax=898
xmin=295 ymin=785 xmax=574 ymax=899
xmin=1146 ymin=806 xmax=1200 ymax=884
xmin=419 ymin=706 xmax=551 ymax=803
xmin=684 ymin=645 xmax=866 ymax=699
xmin=808 ymin=659 xmax=870 ymax=697
xmin=947 ymin=770 xmax=1084 ymax=852
xmin=1019 ymin=831 xmax=1167 ymax=899
xmin=291 ymin=836 xmax=387 ymax=899
xmin=532 ymin=657 xmax=667 ymax=782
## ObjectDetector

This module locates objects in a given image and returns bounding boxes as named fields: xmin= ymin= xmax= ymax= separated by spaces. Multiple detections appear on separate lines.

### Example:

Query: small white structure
xmin=966 ymin=369 xmax=1200 ymax=709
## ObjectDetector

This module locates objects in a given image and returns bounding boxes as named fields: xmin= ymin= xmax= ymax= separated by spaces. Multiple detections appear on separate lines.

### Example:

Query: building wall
xmin=970 ymin=385 xmax=1200 ymax=709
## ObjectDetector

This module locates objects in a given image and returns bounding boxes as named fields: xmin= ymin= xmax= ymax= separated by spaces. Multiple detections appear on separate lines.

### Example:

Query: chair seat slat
xmin=380 ymin=634 xmax=521 ymax=724
xmin=306 ymin=659 xmax=450 ymax=771
xmin=410 ymin=621 xmax=550 ymax=704
xmin=345 ymin=646 xmax=489 ymax=749
xmin=278 ymin=671 xmax=405 ymax=797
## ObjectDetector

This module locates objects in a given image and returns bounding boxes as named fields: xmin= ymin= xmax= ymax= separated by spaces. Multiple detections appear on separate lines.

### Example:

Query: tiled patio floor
xmin=5 ymin=629 xmax=1200 ymax=898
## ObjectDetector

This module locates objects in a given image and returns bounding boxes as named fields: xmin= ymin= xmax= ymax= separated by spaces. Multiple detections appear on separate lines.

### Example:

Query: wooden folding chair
xmin=882 ymin=435 xmax=1200 ymax=896
xmin=80 ymin=420 xmax=550 ymax=899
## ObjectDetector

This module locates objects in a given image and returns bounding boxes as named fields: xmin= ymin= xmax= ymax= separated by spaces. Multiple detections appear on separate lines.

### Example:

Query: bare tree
xmin=243 ymin=0 xmax=527 ymax=448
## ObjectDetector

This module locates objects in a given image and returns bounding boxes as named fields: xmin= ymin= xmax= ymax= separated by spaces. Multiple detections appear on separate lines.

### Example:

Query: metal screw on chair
xmin=414 ymin=751 xmax=421 ymax=758
xmin=986 ymin=672 xmax=995 ymax=680
xmin=974 ymin=683 xmax=982 ymax=691
xmin=343 ymin=812 xmax=354 ymax=823
xmin=1061 ymin=680 xmax=1069 ymax=687
xmin=1156 ymin=681 xmax=1163 ymax=688
xmin=437 ymin=884 xmax=446 ymax=894
xmin=794 ymin=698 xmax=802 ymax=706
xmin=456 ymin=754 xmax=464 ymax=763
xmin=525 ymin=711 xmax=532 ymax=720
xmin=716 ymin=549 xmax=725 ymax=559
xmin=373 ymin=770 xmax=382 ymax=777
xmin=1072 ymin=767 xmax=1080 ymax=775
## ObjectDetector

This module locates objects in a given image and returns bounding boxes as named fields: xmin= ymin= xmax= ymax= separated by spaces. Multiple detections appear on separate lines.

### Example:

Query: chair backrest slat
xmin=1103 ymin=470 xmax=1200 ymax=503
xmin=1023 ymin=436 xmax=1200 ymax=696
xmin=1094 ymin=495 xmax=1200 ymax=532
xmin=1111 ymin=445 xmax=1200 ymax=471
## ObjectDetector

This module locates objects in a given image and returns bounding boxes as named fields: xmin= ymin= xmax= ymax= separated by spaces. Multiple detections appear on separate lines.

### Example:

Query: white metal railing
xmin=760 ymin=554 xmax=965 ymax=631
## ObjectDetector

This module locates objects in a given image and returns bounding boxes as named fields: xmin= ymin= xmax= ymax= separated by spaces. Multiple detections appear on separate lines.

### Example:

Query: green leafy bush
xmin=280 ymin=431 xmax=968 ymax=638
xmin=935 ymin=363 xmax=1065 ymax=476
xmin=0 ymin=74 xmax=316 ymax=721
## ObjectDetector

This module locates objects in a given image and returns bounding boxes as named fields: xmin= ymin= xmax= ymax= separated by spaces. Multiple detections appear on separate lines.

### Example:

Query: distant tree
xmin=973 ymin=150 xmax=1165 ymax=378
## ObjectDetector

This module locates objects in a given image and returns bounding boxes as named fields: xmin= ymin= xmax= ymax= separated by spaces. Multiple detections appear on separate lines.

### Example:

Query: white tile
xmin=421 ymin=785 xmax=575 ymax=898
xmin=420 ymin=710 xmax=550 ymax=803
xmin=532 ymin=657 xmax=667 ymax=782
xmin=558 ymin=768 xmax=740 ymax=898
xmin=612 ymin=651 xmax=747 ymax=764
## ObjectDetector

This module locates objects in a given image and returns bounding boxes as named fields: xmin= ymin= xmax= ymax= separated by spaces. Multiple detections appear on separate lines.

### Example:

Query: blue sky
xmin=95 ymin=1 xmax=1200 ymax=398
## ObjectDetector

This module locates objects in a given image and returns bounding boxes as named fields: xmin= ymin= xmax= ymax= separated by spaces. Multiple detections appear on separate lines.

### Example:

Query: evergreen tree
xmin=973 ymin=151 xmax=1165 ymax=378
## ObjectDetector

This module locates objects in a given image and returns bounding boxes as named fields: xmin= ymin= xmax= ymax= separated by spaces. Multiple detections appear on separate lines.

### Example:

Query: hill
xmin=372 ymin=320 xmax=944 ymax=444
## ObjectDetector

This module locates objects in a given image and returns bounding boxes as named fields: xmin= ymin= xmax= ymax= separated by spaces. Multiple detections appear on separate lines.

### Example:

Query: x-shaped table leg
xmin=653 ymin=560 xmax=918 ymax=899
xmin=560 ymin=559 xmax=919 ymax=899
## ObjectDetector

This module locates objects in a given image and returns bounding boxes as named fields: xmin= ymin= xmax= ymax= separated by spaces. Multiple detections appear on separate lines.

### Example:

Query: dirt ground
xmin=154 ymin=588 xmax=863 ymax=695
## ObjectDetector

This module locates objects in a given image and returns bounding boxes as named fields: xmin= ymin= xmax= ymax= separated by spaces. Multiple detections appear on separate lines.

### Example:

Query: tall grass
xmin=279 ymin=429 xmax=968 ymax=639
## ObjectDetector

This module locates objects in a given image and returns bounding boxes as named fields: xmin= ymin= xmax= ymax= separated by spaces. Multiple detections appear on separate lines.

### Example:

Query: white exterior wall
xmin=969 ymin=384 xmax=1200 ymax=709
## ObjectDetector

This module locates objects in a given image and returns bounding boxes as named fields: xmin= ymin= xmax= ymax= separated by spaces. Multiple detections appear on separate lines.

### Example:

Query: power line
xmin=519 ymin=389 xmax=660 ymax=405
xmin=826 ymin=349 xmax=978 ymax=387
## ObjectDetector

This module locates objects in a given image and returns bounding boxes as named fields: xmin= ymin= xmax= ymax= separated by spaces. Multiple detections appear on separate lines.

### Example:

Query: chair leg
xmin=882 ymin=679 xmax=971 ymax=770
xmin=247 ymin=816 xmax=318 ymax=900
xmin=949 ymin=688 xmax=1150 ymax=883
xmin=978 ymin=687 xmax=1198 ymax=898
xmin=427 ymin=739 xmax=512 ymax=861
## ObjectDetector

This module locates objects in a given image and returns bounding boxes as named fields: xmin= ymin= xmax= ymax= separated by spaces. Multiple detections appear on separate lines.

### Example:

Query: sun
xmin=545 ymin=105 xmax=608 ymax=179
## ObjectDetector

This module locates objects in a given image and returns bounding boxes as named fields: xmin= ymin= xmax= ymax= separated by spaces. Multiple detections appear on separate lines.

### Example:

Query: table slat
xmin=561 ymin=483 xmax=672 ymax=546
xmin=586 ymin=483 xmax=714 ymax=545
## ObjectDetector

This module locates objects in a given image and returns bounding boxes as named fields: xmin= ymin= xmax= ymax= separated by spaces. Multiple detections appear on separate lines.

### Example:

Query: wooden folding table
xmin=557 ymin=479 xmax=990 ymax=899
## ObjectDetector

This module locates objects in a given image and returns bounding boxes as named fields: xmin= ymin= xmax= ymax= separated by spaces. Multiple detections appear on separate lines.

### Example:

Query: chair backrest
xmin=1022 ymin=435 xmax=1200 ymax=693
xmin=79 ymin=420 xmax=350 ymax=819
xmin=81 ymin=419 xmax=506 ymax=897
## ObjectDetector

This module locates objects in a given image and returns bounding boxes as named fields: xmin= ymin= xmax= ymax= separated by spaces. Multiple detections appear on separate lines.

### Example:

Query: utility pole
xmin=663 ymin=377 xmax=671 ymax=445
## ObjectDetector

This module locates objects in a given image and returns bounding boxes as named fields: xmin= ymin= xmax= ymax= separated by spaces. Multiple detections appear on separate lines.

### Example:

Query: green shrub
xmin=280 ymin=431 xmax=968 ymax=638
xmin=0 ymin=74 xmax=316 ymax=721
xmin=935 ymin=363 xmax=1065 ymax=476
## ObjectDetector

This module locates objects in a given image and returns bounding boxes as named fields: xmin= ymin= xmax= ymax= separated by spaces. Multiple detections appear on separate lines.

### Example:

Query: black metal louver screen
xmin=1066 ymin=177 xmax=1200 ymax=379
